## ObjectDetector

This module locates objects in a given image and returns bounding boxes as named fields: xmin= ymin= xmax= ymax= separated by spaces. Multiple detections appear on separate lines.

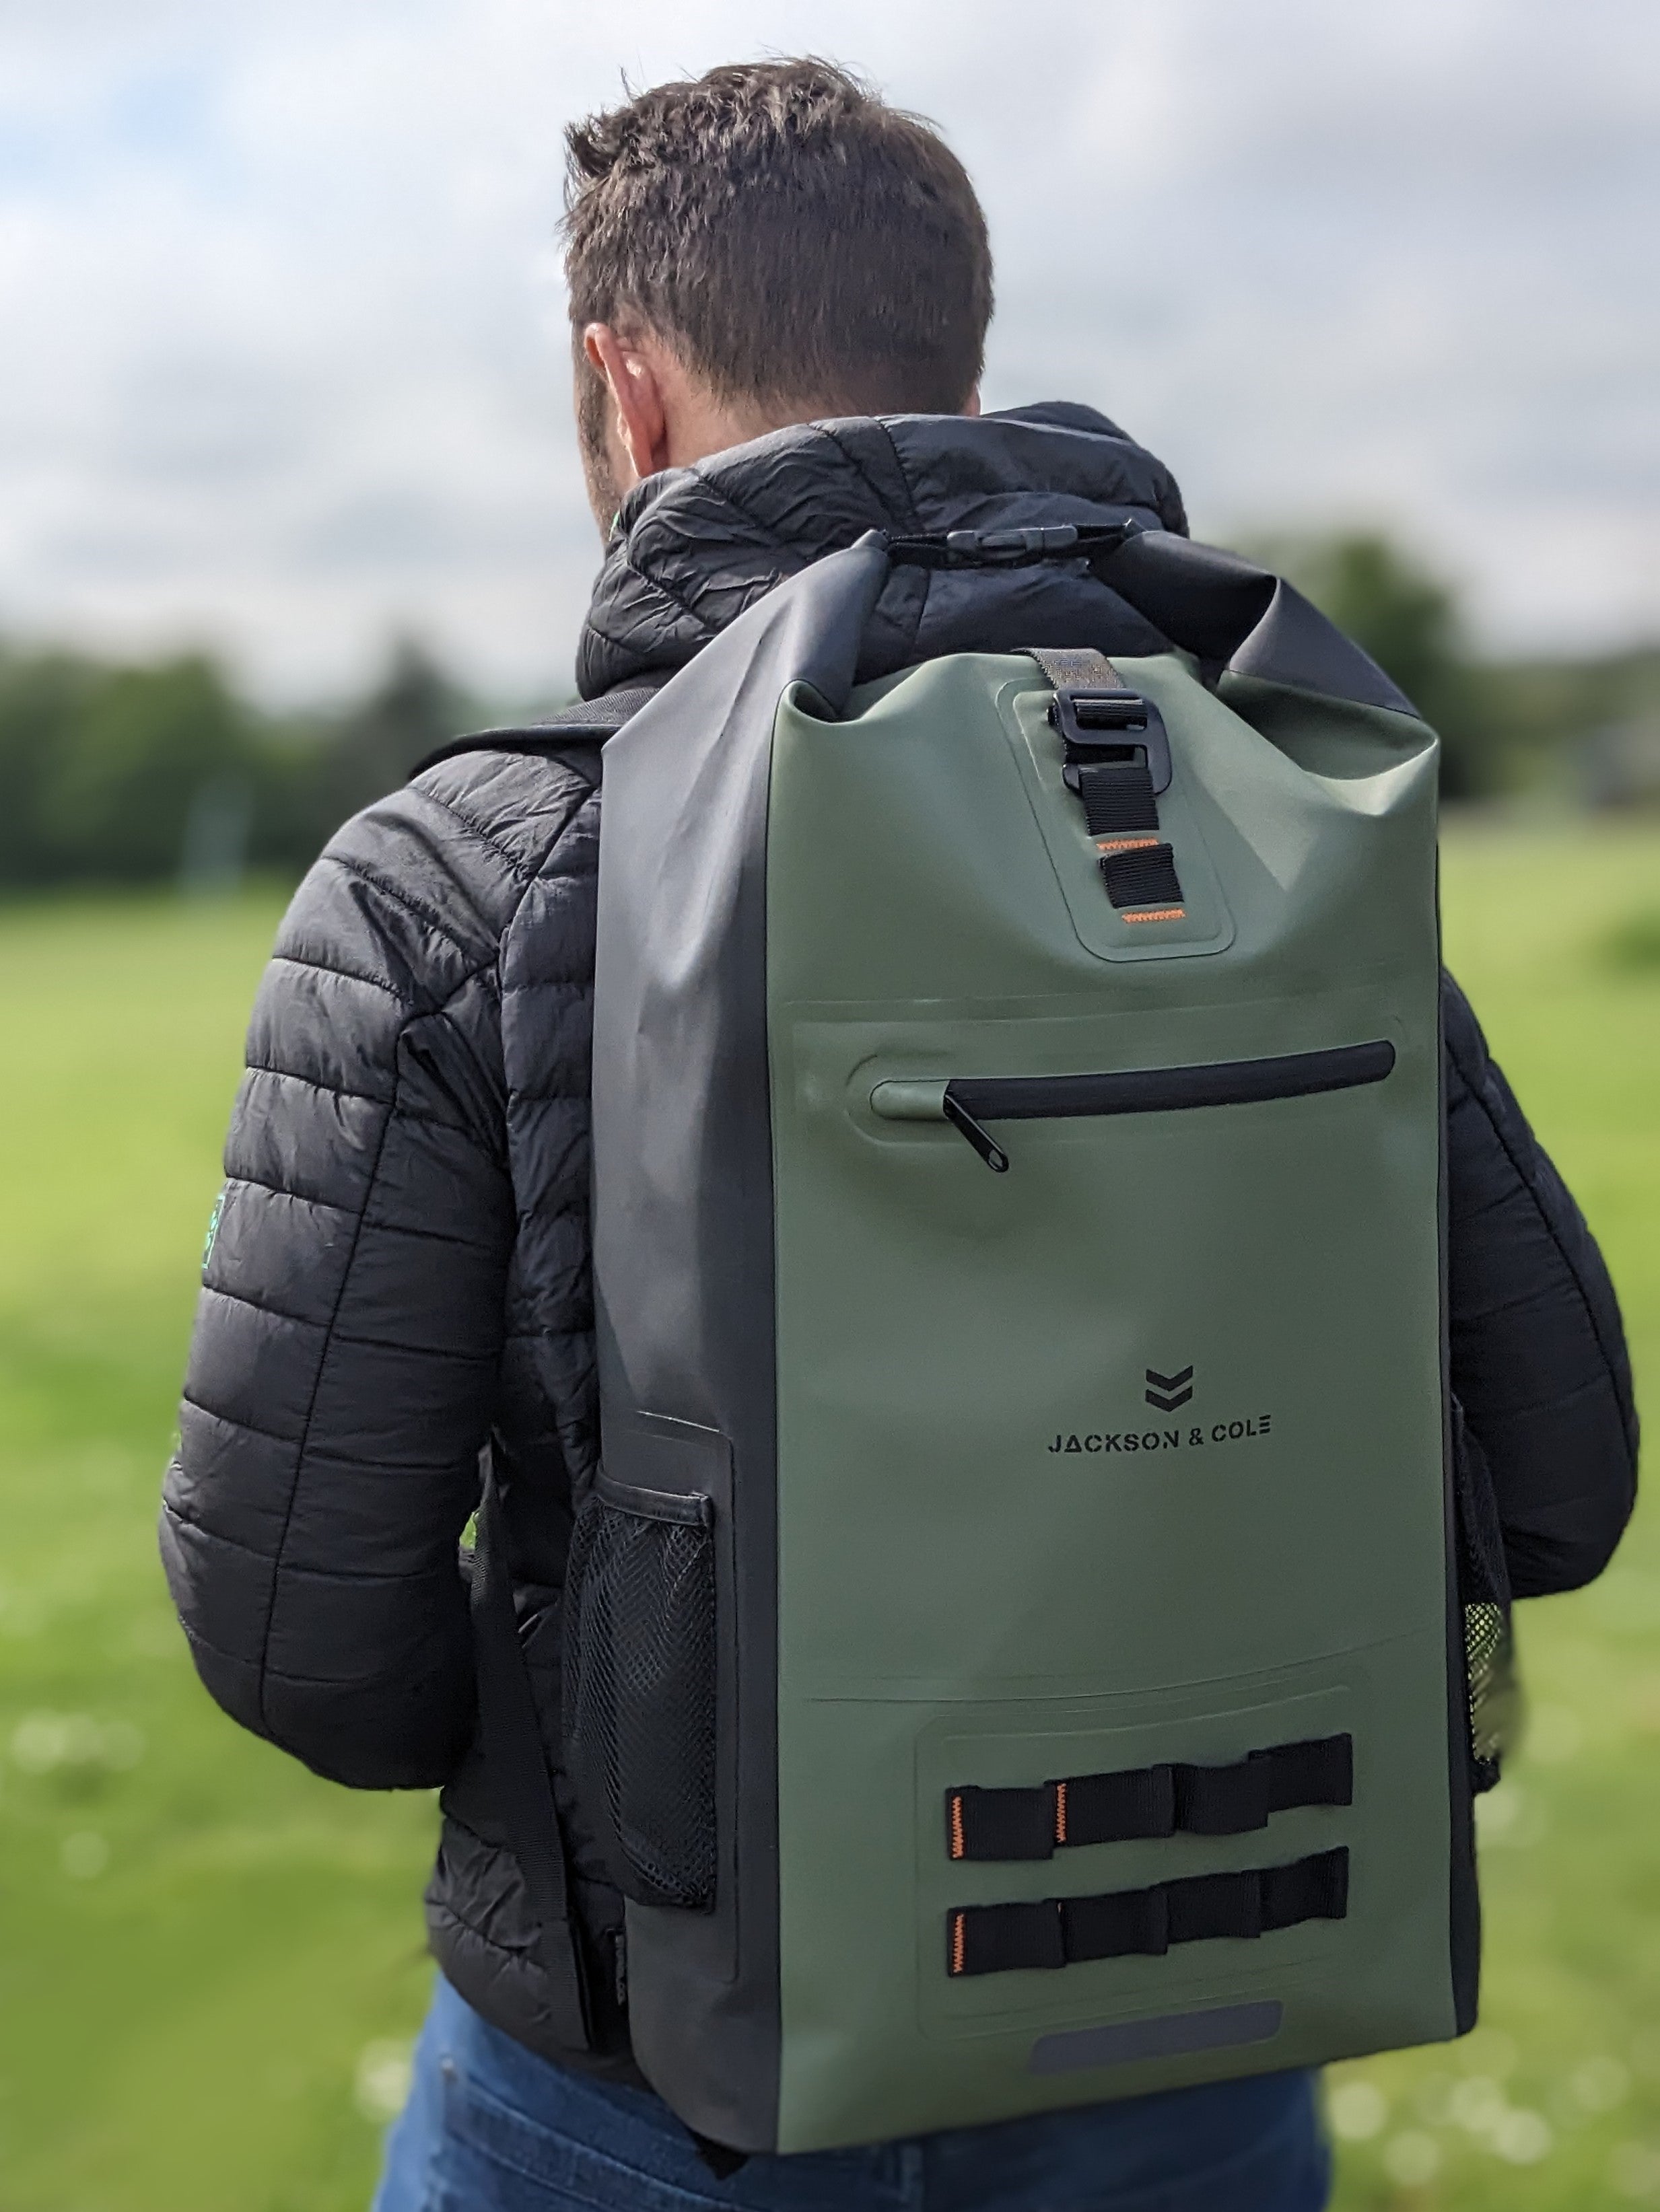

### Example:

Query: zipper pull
xmin=942 ymin=1092 xmax=1009 ymax=1173
xmin=868 ymin=1077 xmax=1010 ymax=1171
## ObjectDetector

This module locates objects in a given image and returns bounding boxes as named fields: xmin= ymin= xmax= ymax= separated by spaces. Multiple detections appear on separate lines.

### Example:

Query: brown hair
xmin=563 ymin=58 xmax=993 ymax=419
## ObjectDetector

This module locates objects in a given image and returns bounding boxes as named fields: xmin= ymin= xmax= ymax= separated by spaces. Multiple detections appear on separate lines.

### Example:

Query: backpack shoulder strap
xmin=411 ymin=682 xmax=664 ymax=781
xmin=435 ymin=677 xmax=667 ymax=2055
xmin=469 ymin=1462 xmax=594 ymax=2049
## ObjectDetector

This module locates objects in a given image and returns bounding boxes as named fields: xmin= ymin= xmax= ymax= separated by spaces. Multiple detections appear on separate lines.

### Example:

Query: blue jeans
xmin=374 ymin=1976 xmax=1329 ymax=2210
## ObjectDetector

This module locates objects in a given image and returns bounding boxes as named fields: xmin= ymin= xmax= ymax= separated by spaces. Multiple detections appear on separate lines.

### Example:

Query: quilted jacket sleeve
xmin=1445 ymin=972 xmax=1638 ymax=1599
xmin=160 ymin=769 xmax=577 ymax=1789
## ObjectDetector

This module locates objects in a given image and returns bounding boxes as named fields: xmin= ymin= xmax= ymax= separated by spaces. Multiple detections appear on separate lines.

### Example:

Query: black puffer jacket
xmin=162 ymin=404 xmax=1638 ymax=2077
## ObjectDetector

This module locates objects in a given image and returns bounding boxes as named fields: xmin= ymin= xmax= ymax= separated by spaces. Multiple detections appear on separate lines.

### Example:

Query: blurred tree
xmin=34 ymin=655 xmax=255 ymax=881
xmin=240 ymin=641 xmax=470 ymax=880
xmin=0 ymin=649 xmax=99 ymax=886
xmin=0 ymin=635 xmax=475 ymax=891
xmin=242 ymin=717 xmax=334 ymax=879
xmin=319 ymin=640 xmax=464 ymax=830
xmin=1262 ymin=533 xmax=1498 ymax=799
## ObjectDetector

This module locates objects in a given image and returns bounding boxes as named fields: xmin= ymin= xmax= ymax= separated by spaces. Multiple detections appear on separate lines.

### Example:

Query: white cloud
xmin=0 ymin=0 xmax=1655 ymax=698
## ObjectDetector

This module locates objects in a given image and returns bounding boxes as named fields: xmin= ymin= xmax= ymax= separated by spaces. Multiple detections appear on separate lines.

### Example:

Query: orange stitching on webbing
xmin=951 ymin=1911 xmax=966 ymax=1975
xmin=1054 ymin=1781 xmax=1068 ymax=1845
xmin=1097 ymin=836 xmax=1160 ymax=853
xmin=949 ymin=1793 xmax=965 ymax=1861
xmin=1123 ymin=908 xmax=1186 ymax=924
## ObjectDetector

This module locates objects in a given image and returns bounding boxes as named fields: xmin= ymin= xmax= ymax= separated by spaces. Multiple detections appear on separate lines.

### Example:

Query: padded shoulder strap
xmin=423 ymin=682 xmax=666 ymax=2048
xmin=470 ymin=1458 xmax=594 ymax=2050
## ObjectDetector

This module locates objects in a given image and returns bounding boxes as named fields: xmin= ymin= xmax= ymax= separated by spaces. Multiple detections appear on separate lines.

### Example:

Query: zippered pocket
xmin=870 ymin=1040 xmax=1396 ymax=1171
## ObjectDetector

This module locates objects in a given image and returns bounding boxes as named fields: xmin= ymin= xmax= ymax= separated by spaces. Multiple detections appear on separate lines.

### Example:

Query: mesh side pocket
xmin=563 ymin=1480 xmax=716 ymax=1910
xmin=1465 ymin=1601 xmax=1519 ymax=1793
xmin=1453 ymin=1400 xmax=1519 ymax=1794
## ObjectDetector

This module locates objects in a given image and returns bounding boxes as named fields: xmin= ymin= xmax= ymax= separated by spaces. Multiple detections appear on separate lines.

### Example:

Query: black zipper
xmin=941 ymin=1040 xmax=1395 ymax=1170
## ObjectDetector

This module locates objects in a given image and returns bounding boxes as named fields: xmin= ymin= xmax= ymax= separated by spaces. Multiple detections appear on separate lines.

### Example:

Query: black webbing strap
xmin=1078 ymin=759 xmax=1158 ymax=837
xmin=947 ymin=1848 xmax=1349 ymax=1977
xmin=1099 ymin=843 xmax=1184 ymax=915
xmin=1021 ymin=647 xmax=1185 ymax=917
xmin=948 ymin=1736 xmax=1353 ymax=1861
xmin=471 ymin=1465 xmax=594 ymax=2050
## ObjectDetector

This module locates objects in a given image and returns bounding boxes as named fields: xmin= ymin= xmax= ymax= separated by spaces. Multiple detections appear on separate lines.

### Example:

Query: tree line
xmin=1 ymin=534 xmax=1653 ymax=891
xmin=0 ymin=639 xmax=469 ymax=890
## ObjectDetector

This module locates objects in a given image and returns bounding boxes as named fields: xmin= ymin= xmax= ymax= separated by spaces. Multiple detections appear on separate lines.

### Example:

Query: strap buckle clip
xmin=944 ymin=524 xmax=1082 ymax=564
xmin=1051 ymin=686 xmax=1173 ymax=795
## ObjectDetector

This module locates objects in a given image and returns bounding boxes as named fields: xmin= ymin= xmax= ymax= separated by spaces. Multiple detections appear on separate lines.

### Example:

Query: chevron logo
xmin=1145 ymin=1364 xmax=1194 ymax=1413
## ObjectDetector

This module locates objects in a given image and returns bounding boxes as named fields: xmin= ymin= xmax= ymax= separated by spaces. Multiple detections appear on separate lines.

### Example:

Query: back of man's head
xmin=563 ymin=58 xmax=994 ymax=431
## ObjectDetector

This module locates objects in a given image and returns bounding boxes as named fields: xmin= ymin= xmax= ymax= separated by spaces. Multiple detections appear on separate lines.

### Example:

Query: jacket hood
xmin=577 ymin=401 xmax=1189 ymax=699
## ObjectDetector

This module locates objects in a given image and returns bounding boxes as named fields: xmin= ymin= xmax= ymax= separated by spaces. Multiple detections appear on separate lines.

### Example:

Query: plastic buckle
xmin=943 ymin=524 xmax=1080 ymax=564
xmin=1051 ymin=686 xmax=1172 ymax=795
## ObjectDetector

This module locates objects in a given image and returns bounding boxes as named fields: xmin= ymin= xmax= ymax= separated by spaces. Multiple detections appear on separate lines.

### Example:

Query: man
xmin=162 ymin=58 xmax=1636 ymax=2212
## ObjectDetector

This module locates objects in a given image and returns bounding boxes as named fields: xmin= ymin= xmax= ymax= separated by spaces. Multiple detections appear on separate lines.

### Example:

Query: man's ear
xmin=584 ymin=324 xmax=670 ymax=487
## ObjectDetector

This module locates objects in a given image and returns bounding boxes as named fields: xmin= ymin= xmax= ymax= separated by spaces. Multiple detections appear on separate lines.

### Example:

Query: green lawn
xmin=0 ymin=830 xmax=1654 ymax=2210
xmin=0 ymin=889 xmax=434 ymax=2212
xmin=1327 ymin=829 xmax=1660 ymax=2211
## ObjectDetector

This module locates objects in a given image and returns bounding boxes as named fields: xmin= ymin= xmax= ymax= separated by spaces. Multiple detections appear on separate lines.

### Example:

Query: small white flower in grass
xmin=355 ymin=2039 xmax=413 ymax=2124
xmin=61 ymin=1830 xmax=108 ymax=1879
xmin=1576 ymin=2056 xmax=1632 ymax=2112
xmin=15 ymin=1714 xmax=88 ymax=1773
xmin=1492 ymin=2108 xmax=1552 ymax=2164
xmin=1611 ymin=2141 xmax=1660 ymax=2200
xmin=1449 ymin=2075 xmax=1506 ymax=2133
xmin=1413 ymin=2072 xmax=1455 ymax=2125
xmin=1476 ymin=1781 xmax=1544 ymax=1845
xmin=12 ymin=1713 xmax=145 ymax=1775
xmin=1475 ymin=1781 xmax=1517 ymax=1832
xmin=1383 ymin=2131 xmax=1441 ymax=2186
xmin=1328 ymin=2080 xmax=1388 ymax=2141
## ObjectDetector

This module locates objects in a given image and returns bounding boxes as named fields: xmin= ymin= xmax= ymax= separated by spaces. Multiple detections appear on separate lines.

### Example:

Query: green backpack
xmin=569 ymin=524 xmax=1480 ymax=2155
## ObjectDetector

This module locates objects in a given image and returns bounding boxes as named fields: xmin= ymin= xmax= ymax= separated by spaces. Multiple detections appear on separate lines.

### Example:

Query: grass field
xmin=0 ymin=829 xmax=1655 ymax=2211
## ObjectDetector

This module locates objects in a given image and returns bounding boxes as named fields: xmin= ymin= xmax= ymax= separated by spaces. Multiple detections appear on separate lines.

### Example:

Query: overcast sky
xmin=1 ymin=0 xmax=1656 ymax=699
